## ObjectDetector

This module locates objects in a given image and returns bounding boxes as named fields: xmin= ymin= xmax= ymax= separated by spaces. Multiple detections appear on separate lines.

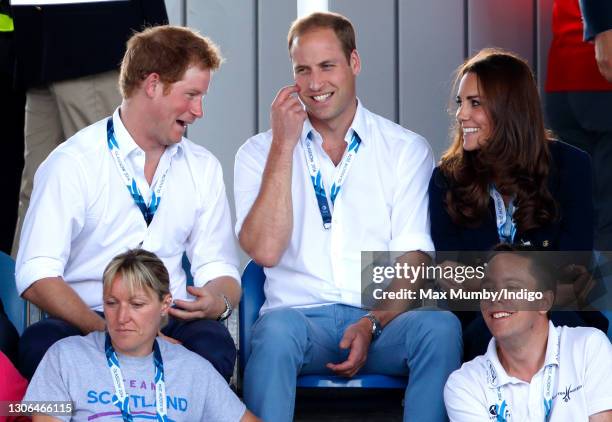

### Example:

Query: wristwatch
xmin=216 ymin=294 xmax=233 ymax=322
xmin=361 ymin=312 xmax=382 ymax=340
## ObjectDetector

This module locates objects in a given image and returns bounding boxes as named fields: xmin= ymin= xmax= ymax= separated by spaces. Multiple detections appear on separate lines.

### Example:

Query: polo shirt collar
xmin=300 ymin=98 xmax=367 ymax=146
xmin=111 ymin=108 xmax=183 ymax=158
xmin=484 ymin=320 xmax=559 ymax=389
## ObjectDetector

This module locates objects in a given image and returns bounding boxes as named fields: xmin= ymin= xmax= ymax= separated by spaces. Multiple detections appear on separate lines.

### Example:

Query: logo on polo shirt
xmin=557 ymin=384 xmax=583 ymax=403
xmin=486 ymin=361 xmax=498 ymax=387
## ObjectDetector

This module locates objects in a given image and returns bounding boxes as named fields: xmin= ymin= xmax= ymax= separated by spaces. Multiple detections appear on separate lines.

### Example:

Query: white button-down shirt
xmin=16 ymin=109 xmax=240 ymax=310
xmin=234 ymin=101 xmax=434 ymax=313
xmin=444 ymin=321 xmax=612 ymax=421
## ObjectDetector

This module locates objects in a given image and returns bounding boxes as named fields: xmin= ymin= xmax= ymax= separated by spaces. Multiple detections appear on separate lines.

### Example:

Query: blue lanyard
xmin=301 ymin=130 xmax=362 ymax=229
xmin=487 ymin=334 xmax=559 ymax=422
xmin=106 ymin=117 xmax=169 ymax=226
xmin=490 ymin=185 xmax=516 ymax=243
xmin=104 ymin=333 xmax=168 ymax=422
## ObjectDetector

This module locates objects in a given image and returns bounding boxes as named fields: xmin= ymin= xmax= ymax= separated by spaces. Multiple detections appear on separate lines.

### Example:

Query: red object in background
xmin=546 ymin=0 xmax=612 ymax=92
xmin=0 ymin=352 xmax=29 ymax=422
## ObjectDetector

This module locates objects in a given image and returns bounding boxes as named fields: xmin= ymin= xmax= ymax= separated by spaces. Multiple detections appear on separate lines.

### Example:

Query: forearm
xmin=372 ymin=250 xmax=432 ymax=327
xmin=239 ymin=140 xmax=295 ymax=267
xmin=22 ymin=277 xmax=105 ymax=334
xmin=590 ymin=410 xmax=612 ymax=422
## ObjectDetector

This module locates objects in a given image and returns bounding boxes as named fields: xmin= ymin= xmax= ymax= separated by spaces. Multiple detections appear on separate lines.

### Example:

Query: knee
xmin=411 ymin=311 xmax=462 ymax=353
xmin=250 ymin=309 xmax=308 ymax=358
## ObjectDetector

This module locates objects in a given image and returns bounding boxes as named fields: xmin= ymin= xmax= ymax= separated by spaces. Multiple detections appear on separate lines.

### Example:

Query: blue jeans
xmin=243 ymin=304 xmax=462 ymax=421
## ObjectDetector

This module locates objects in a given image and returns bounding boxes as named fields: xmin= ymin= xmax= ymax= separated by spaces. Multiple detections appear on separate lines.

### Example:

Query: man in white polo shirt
xmin=15 ymin=26 xmax=241 ymax=382
xmin=234 ymin=11 xmax=461 ymax=422
xmin=444 ymin=247 xmax=612 ymax=421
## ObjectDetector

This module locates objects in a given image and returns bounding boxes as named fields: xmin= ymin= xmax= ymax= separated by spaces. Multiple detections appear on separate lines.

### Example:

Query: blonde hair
xmin=103 ymin=249 xmax=171 ymax=325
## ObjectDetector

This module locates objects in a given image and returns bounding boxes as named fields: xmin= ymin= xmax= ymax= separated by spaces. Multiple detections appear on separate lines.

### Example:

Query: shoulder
xmin=179 ymin=138 xmax=223 ymax=169
xmin=446 ymin=355 xmax=487 ymax=391
xmin=236 ymin=130 xmax=273 ymax=162
xmin=558 ymin=325 xmax=611 ymax=351
xmin=43 ymin=117 xmax=109 ymax=170
xmin=44 ymin=332 xmax=102 ymax=365
xmin=363 ymin=107 xmax=432 ymax=154
xmin=548 ymin=140 xmax=590 ymax=168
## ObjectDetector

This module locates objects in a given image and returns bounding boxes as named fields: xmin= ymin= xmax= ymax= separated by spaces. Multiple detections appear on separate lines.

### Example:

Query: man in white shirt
xmin=234 ymin=12 xmax=461 ymax=421
xmin=15 ymin=25 xmax=241 ymax=382
xmin=444 ymin=247 xmax=612 ymax=421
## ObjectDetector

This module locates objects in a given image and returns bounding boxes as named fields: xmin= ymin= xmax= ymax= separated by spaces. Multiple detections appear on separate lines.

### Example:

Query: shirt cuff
xmin=16 ymin=257 xmax=65 ymax=295
xmin=193 ymin=262 xmax=241 ymax=287
xmin=389 ymin=234 xmax=435 ymax=254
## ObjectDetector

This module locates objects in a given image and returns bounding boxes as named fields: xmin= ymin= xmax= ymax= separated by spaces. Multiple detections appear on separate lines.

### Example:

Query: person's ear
xmin=161 ymin=294 xmax=172 ymax=316
xmin=538 ymin=290 xmax=555 ymax=315
xmin=350 ymin=49 xmax=361 ymax=76
xmin=143 ymin=72 xmax=162 ymax=98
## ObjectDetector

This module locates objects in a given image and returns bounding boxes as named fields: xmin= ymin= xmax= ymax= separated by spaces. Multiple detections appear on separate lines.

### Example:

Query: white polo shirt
xmin=234 ymin=101 xmax=434 ymax=313
xmin=16 ymin=108 xmax=240 ymax=310
xmin=444 ymin=321 xmax=612 ymax=421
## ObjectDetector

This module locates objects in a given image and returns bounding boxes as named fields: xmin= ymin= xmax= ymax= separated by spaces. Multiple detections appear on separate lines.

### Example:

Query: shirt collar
xmin=111 ymin=107 xmax=183 ymax=158
xmin=300 ymin=98 xmax=367 ymax=146
xmin=484 ymin=320 xmax=559 ymax=389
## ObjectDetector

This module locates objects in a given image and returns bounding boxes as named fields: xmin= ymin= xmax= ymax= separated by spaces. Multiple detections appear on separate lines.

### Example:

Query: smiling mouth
xmin=491 ymin=311 xmax=514 ymax=320
xmin=462 ymin=127 xmax=479 ymax=135
xmin=312 ymin=93 xmax=333 ymax=102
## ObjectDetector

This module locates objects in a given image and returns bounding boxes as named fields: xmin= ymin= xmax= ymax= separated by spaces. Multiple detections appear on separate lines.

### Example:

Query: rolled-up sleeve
xmin=15 ymin=150 xmax=87 ymax=295
xmin=186 ymin=157 xmax=240 ymax=286
xmin=388 ymin=135 xmax=435 ymax=253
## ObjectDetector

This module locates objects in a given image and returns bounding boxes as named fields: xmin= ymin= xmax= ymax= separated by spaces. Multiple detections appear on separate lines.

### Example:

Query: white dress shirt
xmin=234 ymin=101 xmax=434 ymax=313
xmin=444 ymin=321 xmax=612 ymax=421
xmin=16 ymin=108 xmax=239 ymax=310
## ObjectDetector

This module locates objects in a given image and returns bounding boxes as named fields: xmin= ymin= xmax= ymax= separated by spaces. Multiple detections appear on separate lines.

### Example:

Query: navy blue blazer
xmin=428 ymin=140 xmax=593 ymax=252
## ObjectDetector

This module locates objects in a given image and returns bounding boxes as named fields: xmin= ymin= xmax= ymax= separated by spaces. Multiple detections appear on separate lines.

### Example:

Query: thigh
xmin=249 ymin=306 xmax=341 ymax=374
xmin=18 ymin=317 xmax=81 ymax=380
xmin=52 ymin=70 xmax=121 ymax=139
xmin=364 ymin=309 xmax=462 ymax=374
xmin=162 ymin=318 xmax=236 ymax=381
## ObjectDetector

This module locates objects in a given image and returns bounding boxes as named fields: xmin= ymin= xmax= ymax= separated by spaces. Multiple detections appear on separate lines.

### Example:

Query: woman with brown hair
xmin=429 ymin=48 xmax=592 ymax=253
xmin=428 ymin=48 xmax=607 ymax=359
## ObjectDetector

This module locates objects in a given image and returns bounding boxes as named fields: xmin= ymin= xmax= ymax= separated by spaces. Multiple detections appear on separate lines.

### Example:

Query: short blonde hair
xmin=103 ymin=249 xmax=170 ymax=302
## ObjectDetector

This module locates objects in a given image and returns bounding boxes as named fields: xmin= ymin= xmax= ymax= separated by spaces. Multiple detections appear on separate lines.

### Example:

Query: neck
xmin=119 ymin=102 xmax=165 ymax=161
xmin=111 ymin=340 xmax=154 ymax=358
xmin=309 ymin=97 xmax=358 ymax=143
xmin=496 ymin=319 xmax=549 ymax=383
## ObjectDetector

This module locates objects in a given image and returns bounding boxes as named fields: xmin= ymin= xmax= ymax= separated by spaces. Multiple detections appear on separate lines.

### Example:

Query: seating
xmin=0 ymin=251 xmax=26 ymax=334
xmin=238 ymin=260 xmax=408 ymax=388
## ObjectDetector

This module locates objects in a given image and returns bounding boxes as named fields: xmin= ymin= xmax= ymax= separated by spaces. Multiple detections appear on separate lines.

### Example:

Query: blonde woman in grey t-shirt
xmin=25 ymin=249 xmax=258 ymax=422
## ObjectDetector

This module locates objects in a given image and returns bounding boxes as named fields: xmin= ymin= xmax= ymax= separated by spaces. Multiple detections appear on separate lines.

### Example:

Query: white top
xmin=444 ymin=321 xmax=612 ymax=421
xmin=16 ymin=109 xmax=240 ymax=310
xmin=234 ymin=101 xmax=434 ymax=313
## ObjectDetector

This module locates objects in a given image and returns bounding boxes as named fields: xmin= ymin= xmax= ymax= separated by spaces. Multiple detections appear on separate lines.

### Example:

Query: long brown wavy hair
xmin=439 ymin=48 xmax=558 ymax=232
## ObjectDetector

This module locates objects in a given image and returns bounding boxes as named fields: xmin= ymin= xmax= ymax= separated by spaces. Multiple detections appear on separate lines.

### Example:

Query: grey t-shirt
xmin=24 ymin=331 xmax=246 ymax=421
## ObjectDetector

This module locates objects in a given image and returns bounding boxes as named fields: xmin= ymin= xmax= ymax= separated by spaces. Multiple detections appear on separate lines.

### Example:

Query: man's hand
xmin=326 ymin=318 xmax=372 ymax=377
xmin=595 ymin=29 xmax=612 ymax=82
xmin=169 ymin=285 xmax=224 ymax=320
xmin=270 ymin=85 xmax=307 ymax=150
